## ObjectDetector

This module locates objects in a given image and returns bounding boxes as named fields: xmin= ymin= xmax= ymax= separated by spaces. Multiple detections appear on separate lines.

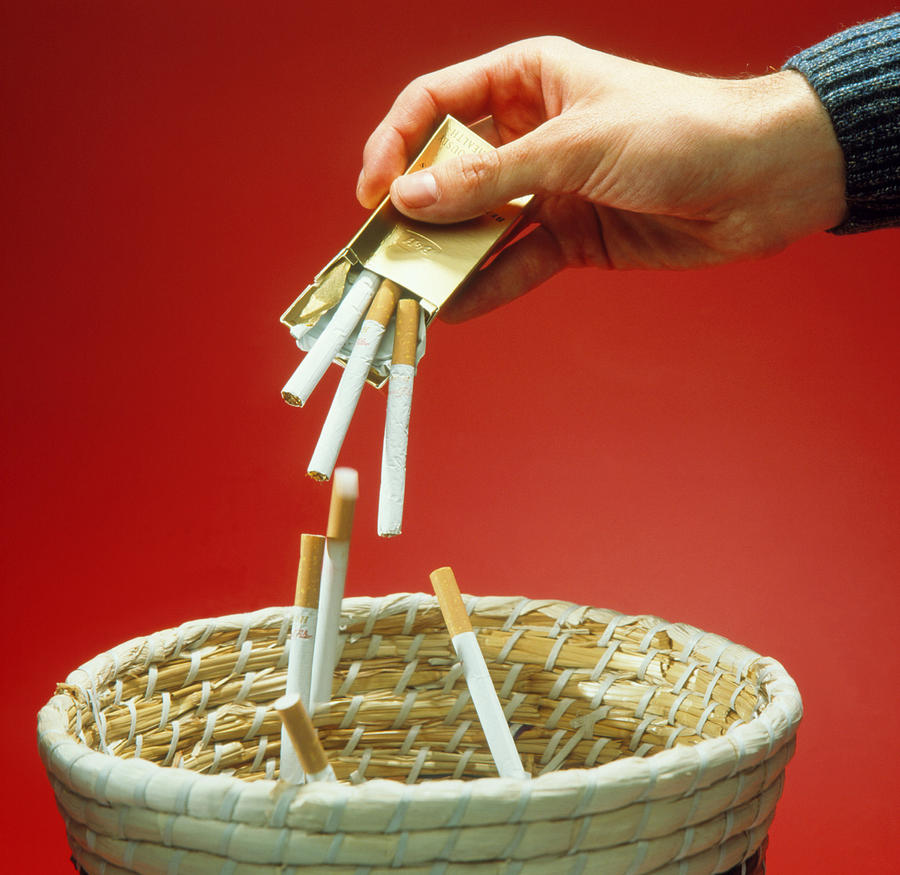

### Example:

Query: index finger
xmin=356 ymin=41 xmax=543 ymax=209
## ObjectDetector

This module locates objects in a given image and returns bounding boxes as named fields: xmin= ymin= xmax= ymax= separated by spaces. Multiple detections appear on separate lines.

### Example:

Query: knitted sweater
xmin=784 ymin=13 xmax=900 ymax=234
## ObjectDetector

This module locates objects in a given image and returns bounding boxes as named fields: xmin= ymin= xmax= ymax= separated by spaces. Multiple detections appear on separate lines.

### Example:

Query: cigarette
xmin=309 ymin=467 xmax=358 ymax=710
xmin=430 ymin=567 xmax=529 ymax=780
xmin=281 ymin=269 xmax=382 ymax=407
xmin=377 ymin=298 xmax=419 ymax=537
xmin=280 ymin=533 xmax=325 ymax=784
xmin=308 ymin=279 xmax=401 ymax=481
xmin=274 ymin=693 xmax=336 ymax=783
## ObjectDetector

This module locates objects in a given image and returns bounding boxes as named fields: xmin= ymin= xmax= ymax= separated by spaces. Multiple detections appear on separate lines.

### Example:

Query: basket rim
xmin=38 ymin=596 xmax=803 ymax=820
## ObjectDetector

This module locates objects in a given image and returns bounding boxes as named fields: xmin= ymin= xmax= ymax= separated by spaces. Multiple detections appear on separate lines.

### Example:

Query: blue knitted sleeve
xmin=784 ymin=13 xmax=900 ymax=234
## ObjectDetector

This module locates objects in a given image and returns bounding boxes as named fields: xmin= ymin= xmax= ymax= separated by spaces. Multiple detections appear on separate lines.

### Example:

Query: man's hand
xmin=357 ymin=37 xmax=846 ymax=322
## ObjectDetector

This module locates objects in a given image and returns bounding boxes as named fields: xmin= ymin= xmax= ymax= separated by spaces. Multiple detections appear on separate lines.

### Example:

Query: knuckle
xmin=400 ymin=72 xmax=434 ymax=101
xmin=458 ymin=150 xmax=503 ymax=196
xmin=532 ymin=34 xmax=579 ymax=63
xmin=542 ymin=35 xmax=575 ymax=52
xmin=520 ymin=34 xmax=570 ymax=54
xmin=394 ymin=74 xmax=442 ymax=124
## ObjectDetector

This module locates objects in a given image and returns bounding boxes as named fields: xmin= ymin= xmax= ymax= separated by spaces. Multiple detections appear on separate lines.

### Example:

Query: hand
xmin=357 ymin=37 xmax=846 ymax=322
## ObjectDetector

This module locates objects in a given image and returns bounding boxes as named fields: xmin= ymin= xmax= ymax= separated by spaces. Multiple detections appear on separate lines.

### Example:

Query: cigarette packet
xmin=280 ymin=116 xmax=532 ymax=390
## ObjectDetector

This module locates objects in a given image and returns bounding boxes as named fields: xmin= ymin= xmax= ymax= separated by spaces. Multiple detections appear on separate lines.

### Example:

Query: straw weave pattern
xmin=38 ymin=595 xmax=800 ymax=874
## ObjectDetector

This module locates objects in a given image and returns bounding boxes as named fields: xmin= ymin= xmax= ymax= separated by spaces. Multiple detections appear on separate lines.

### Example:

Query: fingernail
xmin=394 ymin=171 xmax=439 ymax=208
xmin=356 ymin=168 xmax=367 ymax=201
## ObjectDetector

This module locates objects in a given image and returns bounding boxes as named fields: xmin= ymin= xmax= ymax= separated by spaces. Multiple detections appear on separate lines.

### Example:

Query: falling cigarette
xmin=309 ymin=467 xmax=358 ymax=710
xmin=274 ymin=693 xmax=336 ymax=783
xmin=430 ymin=566 xmax=528 ymax=780
xmin=308 ymin=280 xmax=401 ymax=481
xmin=377 ymin=298 xmax=419 ymax=537
xmin=281 ymin=269 xmax=382 ymax=407
xmin=280 ymin=533 xmax=325 ymax=784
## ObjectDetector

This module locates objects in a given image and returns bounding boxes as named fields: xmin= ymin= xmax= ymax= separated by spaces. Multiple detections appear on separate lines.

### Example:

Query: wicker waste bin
xmin=38 ymin=595 xmax=800 ymax=874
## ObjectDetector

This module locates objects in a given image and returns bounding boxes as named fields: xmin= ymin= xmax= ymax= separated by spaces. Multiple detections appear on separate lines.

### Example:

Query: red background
xmin=4 ymin=1 xmax=898 ymax=869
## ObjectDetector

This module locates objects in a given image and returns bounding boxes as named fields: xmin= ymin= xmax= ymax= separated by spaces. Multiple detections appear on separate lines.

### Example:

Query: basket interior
xmin=59 ymin=598 xmax=764 ymax=785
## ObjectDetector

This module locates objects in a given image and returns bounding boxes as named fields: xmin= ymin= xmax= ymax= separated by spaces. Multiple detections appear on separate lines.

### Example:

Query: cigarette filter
xmin=308 ymin=280 xmax=400 ymax=481
xmin=377 ymin=298 xmax=419 ymax=537
xmin=281 ymin=269 xmax=381 ymax=406
xmin=280 ymin=533 xmax=325 ymax=784
xmin=430 ymin=567 xmax=528 ymax=780
xmin=310 ymin=468 xmax=358 ymax=710
xmin=274 ymin=693 xmax=336 ymax=783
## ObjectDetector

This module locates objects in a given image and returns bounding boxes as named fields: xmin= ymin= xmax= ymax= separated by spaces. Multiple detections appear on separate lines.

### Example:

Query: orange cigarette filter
xmin=275 ymin=693 xmax=330 ymax=776
xmin=430 ymin=566 xmax=472 ymax=637
xmin=366 ymin=279 xmax=402 ymax=327
xmin=326 ymin=467 xmax=358 ymax=541
xmin=295 ymin=534 xmax=325 ymax=608
xmin=392 ymin=298 xmax=420 ymax=367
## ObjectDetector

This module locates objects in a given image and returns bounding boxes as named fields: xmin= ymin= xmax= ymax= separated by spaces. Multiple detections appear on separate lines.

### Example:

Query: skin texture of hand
xmin=356 ymin=37 xmax=847 ymax=322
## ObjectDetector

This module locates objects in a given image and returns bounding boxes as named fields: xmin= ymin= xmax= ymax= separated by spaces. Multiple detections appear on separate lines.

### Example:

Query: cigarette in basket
xmin=308 ymin=279 xmax=401 ymax=481
xmin=309 ymin=467 xmax=358 ymax=710
xmin=274 ymin=693 xmax=336 ymax=783
xmin=377 ymin=298 xmax=420 ymax=537
xmin=280 ymin=532 xmax=325 ymax=784
xmin=281 ymin=268 xmax=382 ymax=407
xmin=430 ymin=566 xmax=529 ymax=780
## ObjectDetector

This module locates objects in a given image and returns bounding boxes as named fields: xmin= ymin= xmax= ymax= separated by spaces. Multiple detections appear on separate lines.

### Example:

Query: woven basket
xmin=38 ymin=595 xmax=800 ymax=874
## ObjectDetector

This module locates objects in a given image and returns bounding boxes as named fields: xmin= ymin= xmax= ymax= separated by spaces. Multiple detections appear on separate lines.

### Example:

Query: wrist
xmin=737 ymin=70 xmax=847 ymax=242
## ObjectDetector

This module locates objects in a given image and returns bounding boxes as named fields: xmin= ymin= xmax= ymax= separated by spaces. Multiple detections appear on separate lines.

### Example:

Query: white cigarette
xmin=309 ymin=467 xmax=358 ymax=710
xmin=430 ymin=567 xmax=529 ymax=780
xmin=308 ymin=280 xmax=401 ymax=481
xmin=377 ymin=298 xmax=419 ymax=537
xmin=275 ymin=693 xmax=336 ymax=783
xmin=280 ymin=533 xmax=325 ymax=784
xmin=281 ymin=269 xmax=381 ymax=407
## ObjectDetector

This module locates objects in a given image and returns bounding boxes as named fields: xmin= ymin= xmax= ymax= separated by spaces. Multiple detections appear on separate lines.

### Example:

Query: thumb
xmin=389 ymin=128 xmax=554 ymax=223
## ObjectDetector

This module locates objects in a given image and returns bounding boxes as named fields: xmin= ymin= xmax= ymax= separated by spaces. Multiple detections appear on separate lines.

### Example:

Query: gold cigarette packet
xmin=280 ymin=115 xmax=531 ymax=388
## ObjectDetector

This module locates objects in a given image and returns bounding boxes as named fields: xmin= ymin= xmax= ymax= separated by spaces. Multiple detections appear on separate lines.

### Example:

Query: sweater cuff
xmin=784 ymin=14 xmax=900 ymax=234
